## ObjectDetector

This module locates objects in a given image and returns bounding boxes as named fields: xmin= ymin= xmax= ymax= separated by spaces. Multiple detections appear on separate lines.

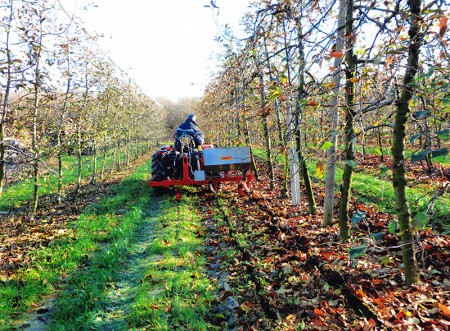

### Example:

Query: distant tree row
xmin=0 ymin=0 xmax=167 ymax=217
xmin=198 ymin=0 xmax=449 ymax=286
xmin=157 ymin=96 xmax=197 ymax=136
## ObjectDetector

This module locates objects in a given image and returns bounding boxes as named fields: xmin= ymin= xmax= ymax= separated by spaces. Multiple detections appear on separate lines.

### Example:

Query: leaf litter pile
xmin=200 ymin=160 xmax=450 ymax=330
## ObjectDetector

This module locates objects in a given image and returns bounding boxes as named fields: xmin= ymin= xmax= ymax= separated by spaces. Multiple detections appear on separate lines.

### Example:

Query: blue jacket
xmin=176 ymin=119 xmax=204 ymax=146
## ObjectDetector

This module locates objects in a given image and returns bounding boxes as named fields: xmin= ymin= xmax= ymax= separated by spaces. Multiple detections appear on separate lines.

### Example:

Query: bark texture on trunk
xmin=323 ymin=0 xmax=346 ymax=226
xmin=391 ymin=0 xmax=421 ymax=286
xmin=338 ymin=0 xmax=356 ymax=241
xmin=0 ymin=2 xmax=13 ymax=197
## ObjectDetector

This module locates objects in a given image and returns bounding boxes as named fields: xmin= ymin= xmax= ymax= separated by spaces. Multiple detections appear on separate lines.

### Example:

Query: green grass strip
xmin=0 ymin=159 xmax=147 ymax=328
xmin=0 ymin=160 xmax=215 ymax=330
xmin=127 ymin=192 xmax=215 ymax=330
xmin=0 ymin=153 xmax=122 ymax=210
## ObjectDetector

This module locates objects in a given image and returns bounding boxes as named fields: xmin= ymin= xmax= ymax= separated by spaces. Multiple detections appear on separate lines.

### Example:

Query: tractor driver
xmin=176 ymin=113 xmax=204 ymax=148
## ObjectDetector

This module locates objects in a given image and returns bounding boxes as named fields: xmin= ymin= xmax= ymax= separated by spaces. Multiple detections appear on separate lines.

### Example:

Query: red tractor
xmin=148 ymin=130 xmax=253 ymax=199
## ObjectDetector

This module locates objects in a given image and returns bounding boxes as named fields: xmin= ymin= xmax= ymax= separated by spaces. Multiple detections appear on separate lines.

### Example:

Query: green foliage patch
xmin=127 ymin=193 xmax=215 ymax=330
xmin=0 ymin=159 xmax=214 ymax=330
xmin=0 ymin=153 xmax=121 ymax=211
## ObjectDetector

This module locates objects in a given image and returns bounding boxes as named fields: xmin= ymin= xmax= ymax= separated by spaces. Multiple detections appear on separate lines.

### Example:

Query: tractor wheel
xmin=151 ymin=153 xmax=166 ymax=195
xmin=151 ymin=152 xmax=166 ymax=181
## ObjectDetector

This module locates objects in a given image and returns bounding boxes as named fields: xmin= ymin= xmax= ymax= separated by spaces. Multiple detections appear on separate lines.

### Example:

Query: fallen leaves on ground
xmin=200 ymin=159 xmax=450 ymax=330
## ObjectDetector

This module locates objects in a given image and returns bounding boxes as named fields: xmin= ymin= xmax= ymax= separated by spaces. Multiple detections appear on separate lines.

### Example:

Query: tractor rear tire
xmin=151 ymin=153 xmax=166 ymax=181
xmin=151 ymin=153 xmax=166 ymax=195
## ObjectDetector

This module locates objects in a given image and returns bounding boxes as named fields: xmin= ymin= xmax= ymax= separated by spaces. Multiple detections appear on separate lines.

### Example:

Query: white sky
xmin=59 ymin=0 xmax=250 ymax=102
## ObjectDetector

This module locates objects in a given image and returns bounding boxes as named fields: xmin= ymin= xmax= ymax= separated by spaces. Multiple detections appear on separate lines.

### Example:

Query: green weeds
xmin=0 ymin=159 xmax=215 ymax=330
xmin=0 ymin=153 xmax=122 ymax=210
xmin=127 ymin=194 xmax=214 ymax=330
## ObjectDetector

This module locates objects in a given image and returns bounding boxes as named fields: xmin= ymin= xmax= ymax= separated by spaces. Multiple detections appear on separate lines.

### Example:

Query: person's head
xmin=186 ymin=114 xmax=196 ymax=122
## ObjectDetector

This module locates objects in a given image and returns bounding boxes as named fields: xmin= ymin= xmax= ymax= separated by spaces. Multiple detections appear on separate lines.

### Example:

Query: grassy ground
xmin=0 ymin=160 xmax=214 ymax=330
xmin=126 ymin=192 xmax=215 ymax=330
xmin=0 ymin=153 xmax=120 ymax=211
xmin=1 ymin=144 xmax=448 ymax=329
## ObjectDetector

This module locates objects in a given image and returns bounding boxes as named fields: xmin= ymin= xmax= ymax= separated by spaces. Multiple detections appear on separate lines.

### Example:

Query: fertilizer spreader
xmin=148 ymin=130 xmax=253 ymax=200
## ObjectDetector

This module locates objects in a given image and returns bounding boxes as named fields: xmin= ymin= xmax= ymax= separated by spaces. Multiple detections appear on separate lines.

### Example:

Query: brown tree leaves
xmin=200 ymin=160 xmax=450 ymax=330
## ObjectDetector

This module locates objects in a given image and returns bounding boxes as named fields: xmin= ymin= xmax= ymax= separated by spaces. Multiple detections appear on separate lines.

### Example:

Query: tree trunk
xmin=243 ymin=115 xmax=259 ymax=181
xmin=30 ymin=158 xmax=39 ymax=220
xmin=76 ymin=124 xmax=82 ymax=193
xmin=0 ymin=118 xmax=6 ymax=198
xmin=296 ymin=131 xmax=316 ymax=214
xmin=100 ymin=145 xmax=107 ymax=179
xmin=323 ymin=0 xmax=346 ymax=226
xmin=266 ymin=27 xmax=289 ymax=197
xmin=377 ymin=128 xmax=384 ymax=163
xmin=57 ymin=67 xmax=72 ymax=203
xmin=135 ymin=137 xmax=139 ymax=158
xmin=257 ymin=69 xmax=275 ymax=189
xmin=90 ymin=137 xmax=97 ymax=184
xmin=0 ymin=1 xmax=14 ymax=197
xmin=262 ymin=114 xmax=274 ymax=189
xmin=118 ymin=140 xmax=123 ymax=170
xmin=125 ymin=137 xmax=129 ymax=166
xmin=29 ymin=19 xmax=45 ymax=220
xmin=424 ymin=117 xmax=433 ymax=173
xmin=295 ymin=14 xmax=316 ymax=213
xmin=110 ymin=142 xmax=117 ymax=175
xmin=338 ymin=0 xmax=356 ymax=241
xmin=360 ymin=121 xmax=366 ymax=157
xmin=274 ymin=98 xmax=289 ymax=197
xmin=30 ymin=96 xmax=40 ymax=219
xmin=391 ymin=0 xmax=421 ymax=286
xmin=57 ymin=131 xmax=63 ymax=204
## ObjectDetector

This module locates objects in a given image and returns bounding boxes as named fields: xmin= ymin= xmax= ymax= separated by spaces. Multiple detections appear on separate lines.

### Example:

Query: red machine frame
xmin=148 ymin=146 xmax=253 ymax=200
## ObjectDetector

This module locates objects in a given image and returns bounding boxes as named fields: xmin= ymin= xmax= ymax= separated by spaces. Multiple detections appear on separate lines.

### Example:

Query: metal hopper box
xmin=203 ymin=147 xmax=251 ymax=172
